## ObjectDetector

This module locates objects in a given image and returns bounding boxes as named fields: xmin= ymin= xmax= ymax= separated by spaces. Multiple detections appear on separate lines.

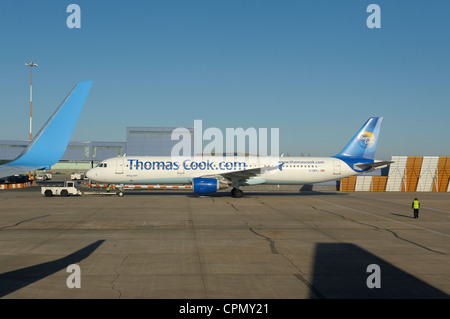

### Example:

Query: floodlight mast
xmin=25 ymin=61 xmax=38 ymax=141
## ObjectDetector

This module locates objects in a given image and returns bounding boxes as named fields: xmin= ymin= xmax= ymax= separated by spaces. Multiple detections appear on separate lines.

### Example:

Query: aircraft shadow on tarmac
xmin=115 ymin=190 xmax=348 ymax=198
xmin=0 ymin=240 xmax=104 ymax=298
xmin=1 ymin=241 xmax=448 ymax=299
xmin=309 ymin=243 xmax=449 ymax=299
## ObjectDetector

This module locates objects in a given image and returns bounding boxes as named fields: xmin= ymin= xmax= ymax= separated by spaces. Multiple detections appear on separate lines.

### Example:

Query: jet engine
xmin=192 ymin=177 xmax=228 ymax=194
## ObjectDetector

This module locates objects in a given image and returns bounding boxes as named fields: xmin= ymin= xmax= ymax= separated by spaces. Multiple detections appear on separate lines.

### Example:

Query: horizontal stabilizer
xmin=354 ymin=160 xmax=394 ymax=171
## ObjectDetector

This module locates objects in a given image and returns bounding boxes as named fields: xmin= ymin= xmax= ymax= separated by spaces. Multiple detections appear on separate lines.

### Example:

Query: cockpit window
xmin=96 ymin=163 xmax=108 ymax=168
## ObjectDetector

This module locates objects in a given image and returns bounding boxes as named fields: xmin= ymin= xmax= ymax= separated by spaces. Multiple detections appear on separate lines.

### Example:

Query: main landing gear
xmin=231 ymin=187 xmax=244 ymax=198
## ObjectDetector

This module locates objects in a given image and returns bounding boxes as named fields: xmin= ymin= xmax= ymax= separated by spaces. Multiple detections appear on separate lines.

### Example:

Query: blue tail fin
xmin=5 ymin=81 xmax=93 ymax=170
xmin=335 ymin=117 xmax=383 ymax=160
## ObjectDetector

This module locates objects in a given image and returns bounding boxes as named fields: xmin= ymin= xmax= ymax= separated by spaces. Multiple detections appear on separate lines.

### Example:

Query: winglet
xmin=5 ymin=81 xmax=93 ymax=170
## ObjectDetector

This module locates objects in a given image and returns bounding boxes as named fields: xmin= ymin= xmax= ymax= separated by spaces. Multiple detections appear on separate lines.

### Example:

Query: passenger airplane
xmin=86 ymin=117 xmax=392 ymax=198
xmin=0 ymin=81 xmax=93 ymax=179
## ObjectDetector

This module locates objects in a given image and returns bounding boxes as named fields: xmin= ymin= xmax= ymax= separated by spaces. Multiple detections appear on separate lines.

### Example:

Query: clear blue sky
xmin=1 ymin=0 xmax=449 ymax=160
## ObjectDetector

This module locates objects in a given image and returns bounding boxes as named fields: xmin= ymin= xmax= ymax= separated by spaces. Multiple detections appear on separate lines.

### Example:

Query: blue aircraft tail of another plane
xmin=3 ymin=80 xmax=93 ymax=173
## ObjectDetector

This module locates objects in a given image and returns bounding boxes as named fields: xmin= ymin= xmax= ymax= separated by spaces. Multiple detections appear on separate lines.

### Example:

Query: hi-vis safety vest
xmin=413 ymin=200 xmax=420 ymax=209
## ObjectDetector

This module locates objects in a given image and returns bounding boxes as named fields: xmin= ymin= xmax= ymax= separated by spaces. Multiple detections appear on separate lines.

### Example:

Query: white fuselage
xmin=86 ymin=156 xmax=357 ymax=186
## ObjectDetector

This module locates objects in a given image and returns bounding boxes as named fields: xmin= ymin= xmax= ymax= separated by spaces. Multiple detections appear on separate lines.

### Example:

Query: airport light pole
xmin=25 ymin=61 xmax=38 ymax=141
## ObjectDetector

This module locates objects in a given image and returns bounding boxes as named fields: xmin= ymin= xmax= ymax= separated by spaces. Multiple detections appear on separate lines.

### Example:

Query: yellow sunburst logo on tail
xmin=358 ymin=131 xmax=376 ymax=149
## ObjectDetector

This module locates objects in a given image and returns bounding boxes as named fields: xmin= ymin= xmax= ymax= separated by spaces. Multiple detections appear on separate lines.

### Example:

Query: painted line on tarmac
xmin=312 ymin=198 xmax=450 ymax=239
xmin=349 ymin=194 xmax=450 ymax=214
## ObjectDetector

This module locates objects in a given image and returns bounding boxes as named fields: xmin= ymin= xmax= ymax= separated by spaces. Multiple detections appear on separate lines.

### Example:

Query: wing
xmin=200 ymin=165 xmax=280 ymax=183
xmin=0 ymin=81 xmax=93 ymax=179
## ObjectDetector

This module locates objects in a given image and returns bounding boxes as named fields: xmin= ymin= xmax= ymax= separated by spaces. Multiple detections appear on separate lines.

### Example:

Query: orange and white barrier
xmin=341 ymin=156 xmax=450 ymax=192
xmin=0 ymin=181 xmax=36 ymax=190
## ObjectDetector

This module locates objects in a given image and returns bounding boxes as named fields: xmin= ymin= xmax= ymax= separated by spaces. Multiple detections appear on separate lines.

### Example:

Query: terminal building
xmin=0 ymin=127 xmax=193 ymax=171
xmin=0 ymin=128 xmax=448 ymax=192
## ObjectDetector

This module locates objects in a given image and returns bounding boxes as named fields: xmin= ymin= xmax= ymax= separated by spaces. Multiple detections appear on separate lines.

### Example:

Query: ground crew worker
xmin=412 ymin=198 xmax=420 ymax=219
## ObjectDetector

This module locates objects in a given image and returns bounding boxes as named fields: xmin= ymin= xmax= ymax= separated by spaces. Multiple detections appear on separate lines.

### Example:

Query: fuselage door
xmin=115 ymin=158 xmax=124 ymax=174
xmin=177 ymin=163 xmax=185 ymax=174
xmin=333 ymin=159 xmax=341 ymax=175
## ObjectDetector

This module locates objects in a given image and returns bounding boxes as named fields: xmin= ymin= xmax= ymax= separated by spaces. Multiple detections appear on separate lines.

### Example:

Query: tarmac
xmin=1 ymin=175 xmax=450 ymax=300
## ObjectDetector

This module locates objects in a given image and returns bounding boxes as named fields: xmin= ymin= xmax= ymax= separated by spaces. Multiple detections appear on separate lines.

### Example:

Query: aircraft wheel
xmin=232 ymin=188 xmax=243 ymax=198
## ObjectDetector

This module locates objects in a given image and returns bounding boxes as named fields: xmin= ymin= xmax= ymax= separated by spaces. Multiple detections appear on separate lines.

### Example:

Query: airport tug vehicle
xmin=41 ymin=181 xmax=81 ymax=197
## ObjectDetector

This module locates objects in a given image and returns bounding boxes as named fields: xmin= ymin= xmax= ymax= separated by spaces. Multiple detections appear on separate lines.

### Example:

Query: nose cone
xmin=85 ymin=168 xmax=95 ymax=180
